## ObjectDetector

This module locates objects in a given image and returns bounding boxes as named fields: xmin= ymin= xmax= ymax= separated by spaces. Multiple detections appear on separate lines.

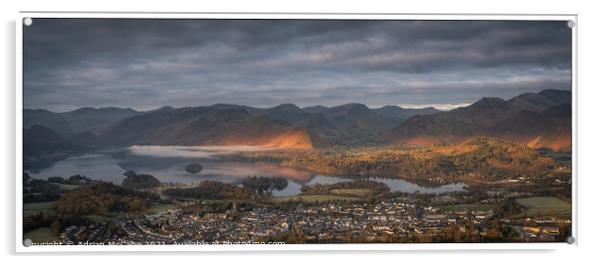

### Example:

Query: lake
xmin=26 ymin=145 xmax=466 ymax=196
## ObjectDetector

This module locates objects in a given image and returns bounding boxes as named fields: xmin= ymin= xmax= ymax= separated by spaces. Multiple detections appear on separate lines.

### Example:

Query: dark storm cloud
xmin=23 ymin=19 xmax=572 ymax=111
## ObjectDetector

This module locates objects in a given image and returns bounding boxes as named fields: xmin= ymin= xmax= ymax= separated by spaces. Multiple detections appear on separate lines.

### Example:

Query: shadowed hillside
xmin=389 ymin=89 xmax=571 ymax=151
xmin=23 ymin=125 xmax=83 ymax=160
xmin=98 ymin=107 xmax=318 ymax=149
xmin=24 ymin=89 xmax=572 ymax=151
xmin=24 ymin=107 xmax=141 ymax=135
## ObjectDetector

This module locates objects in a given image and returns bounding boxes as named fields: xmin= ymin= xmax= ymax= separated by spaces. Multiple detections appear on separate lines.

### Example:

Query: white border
xmin=15 ymin=12 xmax=578 ymax=253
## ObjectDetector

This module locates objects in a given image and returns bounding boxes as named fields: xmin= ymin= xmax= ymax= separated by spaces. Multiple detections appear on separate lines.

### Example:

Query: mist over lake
xmin=128 ymin=145 xmax=281 ymax=158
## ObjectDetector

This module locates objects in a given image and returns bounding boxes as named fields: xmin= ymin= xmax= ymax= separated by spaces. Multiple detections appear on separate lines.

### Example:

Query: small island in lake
xmin=184 ymin=163 xmax=203 ymax=174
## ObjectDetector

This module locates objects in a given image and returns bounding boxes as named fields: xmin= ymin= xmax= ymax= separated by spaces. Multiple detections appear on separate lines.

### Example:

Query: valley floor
xmin=22 ymin=138 xmax=573 ymax=245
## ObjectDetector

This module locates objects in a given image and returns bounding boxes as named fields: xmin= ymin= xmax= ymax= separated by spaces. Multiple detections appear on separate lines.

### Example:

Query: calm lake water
xmin=26 ymin=146 xmax=466 ymax=196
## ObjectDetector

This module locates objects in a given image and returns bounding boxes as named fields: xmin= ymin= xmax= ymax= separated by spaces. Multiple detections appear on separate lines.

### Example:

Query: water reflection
xmin=26 ymin=146 xmax=466 ymax=196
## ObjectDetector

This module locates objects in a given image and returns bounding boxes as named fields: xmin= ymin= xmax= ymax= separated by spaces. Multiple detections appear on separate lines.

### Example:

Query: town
xmin=58 ymin=199 xmax=570 ymax=245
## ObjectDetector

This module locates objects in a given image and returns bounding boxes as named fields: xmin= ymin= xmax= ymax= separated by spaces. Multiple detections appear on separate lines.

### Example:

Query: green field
xmin=23 ymin=202 xmax=56 ymax=217
xmin=271 ymin=194 xmax=361 ymax=203
xmin=85 ymin=214 xmax=119 ymax=223
xmin=57 ymin=183 xmax=80 ymax=191
xmin=438 ymin=203 xmax=494 ymax=212
xmin=515 ymin=196 xmax=571 ymax=217
xmin=329 ymin=188 xmax=372 ymax=197
xmin=84 ymin=203 xmax=178 ymax=222
xmin=23 ymin=228 xmax=59 ymax=243
xmin=148 ymin=203 xmax=178 ymax=213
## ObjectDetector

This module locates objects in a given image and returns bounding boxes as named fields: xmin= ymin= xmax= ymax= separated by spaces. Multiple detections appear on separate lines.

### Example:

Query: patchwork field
xmin=23 ymin=202 xmax=55 ymax=217
xmin=329 ymin=188 xmax=372 ymax=197
xmin=148 ymin=203 xmax=178 ymax=213
xmin=85 ymin=204 xmax=178 ymax=223
xmin=57 ymin=183 xmax=81 ymax=191
xmin=271 ymin=194 xmax=361 ymax=203
xmin=438 ymin=203 xmax=495 ymax=212
xmin=85 ymin=214 xmax=119 ymax=223
xmin=515 ymin=196 xmax=571 ymax=217
xmin=23 ymin=227 xmax=59 ymax=243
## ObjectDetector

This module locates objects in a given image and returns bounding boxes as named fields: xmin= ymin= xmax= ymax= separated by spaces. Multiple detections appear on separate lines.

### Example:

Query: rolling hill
xmin=24 ymin=107 xmax=141 ymax=135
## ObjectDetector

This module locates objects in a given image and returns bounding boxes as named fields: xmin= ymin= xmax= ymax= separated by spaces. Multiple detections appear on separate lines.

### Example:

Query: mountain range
xmin=389 ymin=89 xmax=571 ymax=150
xmin=23 ymin=89 xmax=572 ymax=156
xmin=24 ymin=107 xmax=140 ymax=135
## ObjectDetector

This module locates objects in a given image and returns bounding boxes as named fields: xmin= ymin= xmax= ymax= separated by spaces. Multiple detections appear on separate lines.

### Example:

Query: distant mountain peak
xmin=302 ymin=105 xmax=329 ymax=114
xmin=155 ymin=106 xmax=174 ymax=111
xmin=211 ymin=103 xmax=243 ymax=109
xmin=68 ymin=106 xmax=138 ymax=114
xmin=272 ymin=103 xmax=302 ymax=112
xmin=476 ymin=97 xmax=506 ymax=103
xmin=24 ymin=108 xmax=56 ymax=113
xmin=203 ymin=107 xmax=249 ymax=121
xmin=538 ymin=89 xmax=572 ymax=104
xmin=538 ymin=89 xmax=570 ymax=95
xmin=469 ymin=97 xmax=508 ymax=109
xmin=379 ymin=105 xmax=402 ymax=110
xmin=513 ymin=92 xmax=546 ymax=101
xmin=389 ymin=89 xmax=572 ymax=151
xmin=335 ymin=103 xmax=370 ymax=112
xmin=72 ymin=107 xmax=96 ymax=112
xmin=371 ymin=104 xmax=441 ymax=123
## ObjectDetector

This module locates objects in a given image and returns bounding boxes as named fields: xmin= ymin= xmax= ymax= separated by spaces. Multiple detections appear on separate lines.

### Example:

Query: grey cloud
xmin=23 ymin=19 xmax=572 ymax=112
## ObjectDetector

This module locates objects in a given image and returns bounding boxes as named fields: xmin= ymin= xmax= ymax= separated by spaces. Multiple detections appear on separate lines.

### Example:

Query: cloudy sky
xmin=24 ymin=19 xmax=572 ymax=112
